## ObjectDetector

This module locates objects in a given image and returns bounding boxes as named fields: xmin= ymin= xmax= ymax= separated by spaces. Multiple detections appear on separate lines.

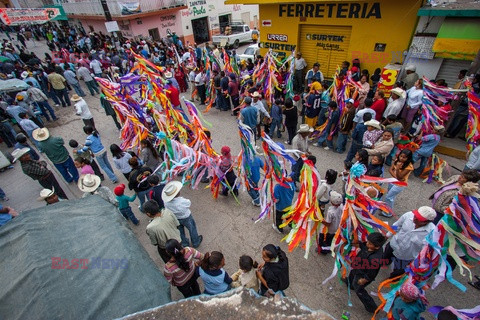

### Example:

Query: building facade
xmin=59 ymin=0 xmax=258 ymax=45
xmin=225 ymin=0 xmax=421 ymax=78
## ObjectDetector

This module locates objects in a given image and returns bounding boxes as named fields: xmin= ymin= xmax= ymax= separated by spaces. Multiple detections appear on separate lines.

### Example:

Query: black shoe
xmin=468 ymin=281 xmax=480 ymax=290
xmin=233 ymin=189 xmax=239 ymax=196
xmin=193 ymin=235 xmax=203 ymax=248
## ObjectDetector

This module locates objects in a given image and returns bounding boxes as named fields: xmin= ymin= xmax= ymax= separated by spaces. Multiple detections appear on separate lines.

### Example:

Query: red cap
xmin=114 ymin=184 xmax=126 ymax=196
xmin=221 ymin=146 xmax=231 ymax=154
xmin=351 ymin=66 xmax=359 ymax=72
xmin=293 ymin=95 xmax=301 ymax=102
xmin=412 ymin=209 xmax=427 ymax=222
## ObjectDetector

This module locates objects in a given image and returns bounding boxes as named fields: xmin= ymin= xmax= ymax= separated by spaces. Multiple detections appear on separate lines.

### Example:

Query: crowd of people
xmin=0 ymin=22 xmax=479 ymax=319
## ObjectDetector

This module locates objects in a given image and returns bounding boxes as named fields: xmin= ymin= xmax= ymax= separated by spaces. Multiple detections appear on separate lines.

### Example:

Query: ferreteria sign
xmin=279 ymin=3 xmax=381 ymax=19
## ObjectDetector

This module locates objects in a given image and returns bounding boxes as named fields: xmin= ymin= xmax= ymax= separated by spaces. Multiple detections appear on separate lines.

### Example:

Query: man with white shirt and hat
xmin=72 ymin=94 xmax=95 ymax=128
xmin=162 ymin=181 xmax=203 ymax=249
xmin=383 ymin=87 xmax=406 ymax=118
xmin=383 ymin=206 xmax=436 ymax=278
xmin=78 ymin=173 xmax=117 ymax=206
xmin=401 ymin=64 xmax=419 ymax=90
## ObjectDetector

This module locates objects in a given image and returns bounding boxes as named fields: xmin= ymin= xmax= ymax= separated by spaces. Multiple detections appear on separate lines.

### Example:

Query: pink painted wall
xmin=129 ymin=12 xmax=182 ymax=39
xmin=80 ymin=19 xmax=108 ymax=34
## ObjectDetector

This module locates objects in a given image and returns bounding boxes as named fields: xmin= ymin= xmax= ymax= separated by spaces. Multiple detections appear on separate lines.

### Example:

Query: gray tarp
xmin=0 ymin=195 xmax=171 ymax=320
xmin=0 ymin=79 xmax=29 ymax=93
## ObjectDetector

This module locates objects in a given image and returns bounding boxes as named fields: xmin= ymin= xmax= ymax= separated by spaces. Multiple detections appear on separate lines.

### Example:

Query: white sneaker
xmin=252 ymin=200 xmax=260 ymax=207
xmin=324 ymin=146 xmax=330 ymax=150
xmin=54 ymin=104 xmax=60 ymax=107
xmin=284 ymin=140 xmax=290 ymax=144
xmin=313 ymin=143 xmax=319 ymax=147
xmin=272 ymin=224 xmax=282 ymax=234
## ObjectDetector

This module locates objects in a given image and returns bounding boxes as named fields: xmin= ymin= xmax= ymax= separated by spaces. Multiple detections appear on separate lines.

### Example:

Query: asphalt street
xmin=0 ymin=37 xmax=478 ymax=320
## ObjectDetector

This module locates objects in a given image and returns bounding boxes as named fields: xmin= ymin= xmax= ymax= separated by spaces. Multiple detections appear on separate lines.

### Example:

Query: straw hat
xmin=252 ymin=91 xmax=261 ymax=98
xmin=71 ymin=94 xmax=83 ymax=102
xmin=164 ymin=71 xmax=173 ymax=78
xmin=21 ymin=71 xmax=29 ymax=79
xmin=391 ymin=88 xmax=406 ymax=99
xmin=11 ymin=147 xmax=30 ymax=162
xmin=161 ymin=181 xmax=183 ymax=203
xmin=32 ymin=128 xmax=50 ymax=141
xmin=297 ymin=124 xmax=313 ymax=133
xmin=37 ymin=188 xmax=55 ymax=201
xmin=364 ymin=120 xmax=381 ymax=130
xmin=78 ymin=174 xmax=101 ymax=193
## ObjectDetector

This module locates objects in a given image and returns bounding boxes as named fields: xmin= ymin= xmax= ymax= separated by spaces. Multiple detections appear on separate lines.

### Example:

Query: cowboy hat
xmin=71 ymin=94 xmax=83 ymax=102
xmin=164 ymin=71 xmax=173 ymax=78
xmin=297 ymin=124 xmax=313 ymax=133
xmin=412 ymin=206 xmax=436 ymax=222
xmin=20 ymin=71 xmax=29 ymax=79
xmin=161 ymin=181 xmax=183 ymax=203
xmin=251 ymin=91 xmax=261 ymax=98
xmin=391 ymin=88 xmax=406 ymax=99
xmin=405 ymin=64 xmax=416 ymax=72
xmin=364 ymin=119 xmax=381 ymax=130
xmin=37 ymin=188 xmax=55 ymax=201
xmin=433 ymin=125 xmax=445 ymax=132
xmin=11 ymin=147 xmax=30 ymax=162
xmin=78 ymin=174 xmax=101 ymax=193
xmin=32 ymin=128 xmax=49 ymax=141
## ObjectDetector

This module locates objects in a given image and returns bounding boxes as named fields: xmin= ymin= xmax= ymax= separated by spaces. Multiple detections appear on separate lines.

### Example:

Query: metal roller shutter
xmin=299 ymin=25 xmax=352 ymax=79
xmin=435 ymin=59 xmax=472 ymax=88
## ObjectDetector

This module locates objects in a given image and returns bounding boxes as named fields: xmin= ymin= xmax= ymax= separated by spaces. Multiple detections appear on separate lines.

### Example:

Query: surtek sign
xmin=306 ymin=33 xmax=346 ymax=52
xmin=279 ymin=3 xmax=381 ymax=19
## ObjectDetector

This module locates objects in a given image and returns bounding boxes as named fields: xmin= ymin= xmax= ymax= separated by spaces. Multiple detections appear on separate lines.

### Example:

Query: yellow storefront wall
xmin=257 ymin=1 xmax=422 ymax=78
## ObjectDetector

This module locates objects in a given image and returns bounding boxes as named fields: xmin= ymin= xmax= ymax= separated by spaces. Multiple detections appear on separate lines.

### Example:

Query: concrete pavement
xmin=0 ymin=36 xmax=478 ymax=320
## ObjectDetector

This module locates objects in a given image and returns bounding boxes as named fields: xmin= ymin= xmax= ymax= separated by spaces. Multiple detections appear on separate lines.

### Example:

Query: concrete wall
xmin=408 ymin=16 xmax=446 ymax=80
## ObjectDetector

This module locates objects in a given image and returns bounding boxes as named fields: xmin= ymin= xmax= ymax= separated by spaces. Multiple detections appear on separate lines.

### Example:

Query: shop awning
xmin=432 ymin=18 xmax=480 ymax=60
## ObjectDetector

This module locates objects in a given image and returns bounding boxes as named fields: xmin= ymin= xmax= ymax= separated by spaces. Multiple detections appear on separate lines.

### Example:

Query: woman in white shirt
xmin=402 ymin=79 xmax=423 ymax=131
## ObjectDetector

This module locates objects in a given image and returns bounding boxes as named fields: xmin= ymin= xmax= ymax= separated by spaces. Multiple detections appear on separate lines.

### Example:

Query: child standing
xmin=257 ymin=244 xmax=289 ymax=296
xmin=164 ymin=239 xmax=204 ymax=298
xmin=147 ymin=174 xmax=165 ymax=209
xmin=344 ymin=232 xmax=386 ymax=314
xmin=69 ymin=139 xmax=104 ymax=180
xmin=114 ymin=183 xmax=139 ymax=225
xmin=390 ymin=280 xmax=427 ymax=320
xmin=162 ymin=181 xmax=203 ymax=248
xmin=273 ymin=176 xmax=295 ymax=233
xmin=383 ymin=149 xmax=414 ymax=214
xmin=74 ymin=157 xmax=94 ymax=175
xmin=231 ymin=255 xmax=259 ymax=292
xmin=196 ymin=251 xmax=232 ymax=295
xmin=318 ymin=191 xmax=343 ymax=254
xmin=339 ymin=161 xmax=353 ymax=197
xmin=316 ymin=169 xmax=338 ymax=210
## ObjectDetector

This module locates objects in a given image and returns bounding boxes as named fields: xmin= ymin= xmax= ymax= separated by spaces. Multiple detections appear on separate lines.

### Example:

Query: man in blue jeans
xmin=413 ymin=125 xmax=443 ymax=176
xmin=33 ymin=128 xmax=79 ymax=183
xmin=162 ymin=181 xmax=203 ymax=248
xmin=245 ymin=155 xmax=264 ymax=207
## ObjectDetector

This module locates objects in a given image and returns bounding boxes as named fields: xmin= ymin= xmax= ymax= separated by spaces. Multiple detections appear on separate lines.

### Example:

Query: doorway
xmin=192 ymin=17 xmax=210 ymax=44
xmin=148 ymin=28 xmax=160 ymax=42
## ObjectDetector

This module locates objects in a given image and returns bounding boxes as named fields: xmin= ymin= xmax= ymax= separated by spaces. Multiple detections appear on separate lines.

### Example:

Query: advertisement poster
xmin=0 ymin=8 xmax=60 ymax=25
xmin=118 ymin=1 xmax=141 ymax=15
xmin=376 ymin=64 xmax=402 ymax=98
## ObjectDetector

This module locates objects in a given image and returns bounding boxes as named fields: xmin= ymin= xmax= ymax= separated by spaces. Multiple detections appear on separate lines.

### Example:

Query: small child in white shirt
xmin=318 ymin=191 xmax=344 ymax=254
xmin=316 ymin=169 xmax=338 ymax=210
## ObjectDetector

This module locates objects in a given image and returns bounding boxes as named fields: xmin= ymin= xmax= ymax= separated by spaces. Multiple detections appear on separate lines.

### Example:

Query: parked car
xmin=212 ymin=24 xmax=255 ymax=49
xmin=237 ymin=44 xmax=259 ymax=63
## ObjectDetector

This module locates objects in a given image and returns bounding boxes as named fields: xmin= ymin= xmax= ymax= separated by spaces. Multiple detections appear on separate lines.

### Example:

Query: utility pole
xmin=100 ymin=0 xmax=112 ymax=21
